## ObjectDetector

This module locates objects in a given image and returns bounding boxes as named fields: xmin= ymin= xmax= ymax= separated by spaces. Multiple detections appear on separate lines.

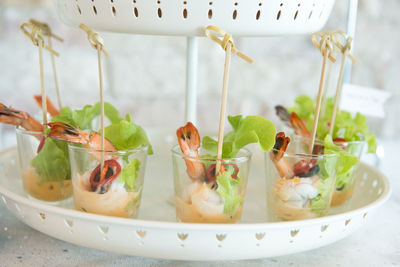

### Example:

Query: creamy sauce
xmin=267 ymin=192 xmax=318 ymax=221
xmin=73 ymin=172 xmax=140 ymax=218
xmin=268 ymin=176 xmax=325 ymax=221
xmin=22 ymin=168 xmax=72 ymax=202
xmin=331 ymin=187 xmax=354 ymax=207
xmin=175 ymin=182 xmax=243 ymax=223
xmin=175 ymin=197 xmax=242 ymax=223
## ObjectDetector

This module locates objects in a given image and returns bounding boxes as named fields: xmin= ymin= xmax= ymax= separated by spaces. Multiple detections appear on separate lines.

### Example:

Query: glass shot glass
xmin=330 ymin=140 xmax=365 ymax=207
xmin=171 ymin=145 xmax=251 ymax=223
xmin=292 ymin=136 xmax=366 ymax=207
xmin=68 ymin=144 xmax=148 ymax=218
xmin=265 ymin=138 xmax=338 ymax=221
xmin=16 ymin=127 xmax=73 ymax=203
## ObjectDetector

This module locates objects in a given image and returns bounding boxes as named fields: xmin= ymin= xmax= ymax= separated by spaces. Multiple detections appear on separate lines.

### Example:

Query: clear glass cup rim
xmin=171 ymin=144 xmax=252 ymax=164
xmin=293 ymin=135 xmax=367 ymax=146
xmin=68 ymin=143 xmax=148 ymax=155
xmin=270 ymin=135 xmax=338 ymax=159
xmin=15 ymin=126 xmax=44 ymax=136
xmin=269 ymin=147 xmax=337 ymax=160
xmin=16 ymin=126 xmax=148 ymax=155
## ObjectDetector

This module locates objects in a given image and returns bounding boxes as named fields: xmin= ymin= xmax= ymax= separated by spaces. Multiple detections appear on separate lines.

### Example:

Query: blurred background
xmin=0 ymin=0 xmax=399 ymax=148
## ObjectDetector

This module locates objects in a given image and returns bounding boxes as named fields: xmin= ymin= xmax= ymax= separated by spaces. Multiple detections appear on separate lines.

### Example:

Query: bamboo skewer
xmin=309 ymin=31 xmax=336 ymax=154
xmin=205 ymin=26 xmax=253 ymax=176
xmin=97 ymin=44 xmax=105 ymax=171
xmin=328 ymin=35 xmax=356 ymax=136
xmin=38 ymin=39 xmax=47 ymax=131
xmin=29 ymin=19 xmax=64 ymax=110
xmin=79 ymin=24 xmax=109 ymax=172
xmin=20 ymin=22 xmax=59 ymax=132
xmin=215 ymin=42 xmax=232 ymax=175
xmin=308 ymin=49 xmax=328 ymax=154
xmin=320 ymin=60 xmax=333 ymax=118
xmin=48 ymin=36 xmax=63 ymax=109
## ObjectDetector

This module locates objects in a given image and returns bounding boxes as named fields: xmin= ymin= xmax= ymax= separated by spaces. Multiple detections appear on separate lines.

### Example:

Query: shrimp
xmin=271 ymin=132 xmax=321 ymax=209
xmin=275 ymin=105 xmax=311 ymax=138
xmin=0 ymin=103 xmax=43 ymax=132
xmin=47 ymin=122 xmax=117 ymax=152
xmin=190 ymin=183 xmax=224 ymax=216
xmin=47 ymin=122 xmax=120 ymax=193
xmin=34 ymin=95 xmax=60 ymax=117
xmin=275 ymin=177 xmax=319 ymax=207
xmin=176 ymin=122 xmax=206 ymax=182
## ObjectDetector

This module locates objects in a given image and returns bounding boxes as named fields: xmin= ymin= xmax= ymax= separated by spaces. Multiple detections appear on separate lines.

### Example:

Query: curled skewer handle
xmin=205 ymin=25 xmax=253 ymax=64
xmin=79 ymin=24 xmax=109 ymax=57
xmin=330 ymin=30 xmax=356 ymax=63
xmin=29 ymin=18 xmax=64 ymax=109
xmin=29 ymin=19 xmax=64 ymax=42
xmin=311 ymin=31 xmax=336 ymax=63
xmin=20 ymin=22 xmax=59 ymax=57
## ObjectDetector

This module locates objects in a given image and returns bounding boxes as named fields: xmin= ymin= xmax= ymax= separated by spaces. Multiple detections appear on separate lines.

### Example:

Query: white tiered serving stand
xmin=54 ymin=0 xmax=338 ymax=124
xmin=0 ymin=0 xmax=391 ymax=261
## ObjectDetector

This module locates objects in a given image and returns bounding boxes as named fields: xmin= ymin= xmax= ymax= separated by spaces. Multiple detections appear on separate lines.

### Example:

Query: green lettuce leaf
xmin=324 ymin=135 xmax=359 ymax=177
xmin=34 ymin=102 xmax=123 ymax=183
xmin=51 ymin=102 xmax=122 ymax=130
xmin=202 ymin=115 xmax=276 ymax=158
xmin=36 ymin=102 xmax=151 ymax=185
xmin=31 ymin=138 xmax=70 ymax=183
xmin=216 ymin=172 xmax=242 ymax=214
xmin=288 ymin=96 xmax=377 ymax=153
xmin=335 ymin=171 xmax=353 ymax=190
xmin=310 ymin=135 xmax=360 ymax=212
xmin=310 ymin=169 xmax=336 ymax=214
xmin=311 ymin=175 xmax=335 ymax=214
xmin=323 ymin=135 xmax=359 ymax=189
xmin=118 ymin=158 xmax=141 ymax=190
xmin=104 ymin=114 xmax=153 ymax=155
xmin=201 ymin=136 xmax=219 ymax=155
xmin=310 ymin=195 xmax=326 ymax=215
xmin=288 ymin=95 xmax=315 ymax=119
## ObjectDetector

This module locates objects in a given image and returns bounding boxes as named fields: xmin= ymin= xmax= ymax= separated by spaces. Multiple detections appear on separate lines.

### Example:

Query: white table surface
xmin=0 ymin=131 xmax=399 ymax=266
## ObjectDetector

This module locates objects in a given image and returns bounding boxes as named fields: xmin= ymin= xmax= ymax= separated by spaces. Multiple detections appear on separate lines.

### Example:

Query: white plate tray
xmin=53 ymin=0 xmax=336 ymax=36
xmin=0 ymin=144 xmax=391 ymax=261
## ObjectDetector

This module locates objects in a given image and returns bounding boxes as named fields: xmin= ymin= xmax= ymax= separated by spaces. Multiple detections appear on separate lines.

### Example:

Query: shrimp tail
xmin=270 ymin=132 xmax=294 ymax=179
xmin=47 ymin=122 xmax=117 ymax=154
xmin=177 ymin=122 xmax=201 ymax=156
xmin=34 ymin=95 xmax=60 ymax=117
xmin=0 ymin=103 xmax=43 ymax=132
xmin=275 ymin=105 xmax=291 ymax=128
xmin=289 ymin=112 xmax=311 ymax=138
xmin=275 ymin=105 xmax=311 ymax=139
xmin=176 ymin=122 xmax=206 ymax=182
xmin=47 ymin=122 xmax=89 ymax=145
xmin=87 ymin=132 xmax=117 ymax=152
xmin=271 ymin=132 xmax=290 ymax=162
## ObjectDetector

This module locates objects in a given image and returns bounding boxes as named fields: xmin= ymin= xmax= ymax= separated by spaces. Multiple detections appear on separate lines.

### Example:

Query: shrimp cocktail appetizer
xmin=276 ymin=95 xmax=369 ymax=206
xmin=47 ymin=110 xmax=152 ymax=218
xmin=265 ymin=132 xmax=344 ymax=221
xmin=0 ymin=99 xmax=75 ymax=202
xmin=172 ymin=115 xmax=276 ymax=223
xmin=4 ymin=20 xmax=70 ymax=202
xmin=0 ymin=99 xmax=132 ymax=204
